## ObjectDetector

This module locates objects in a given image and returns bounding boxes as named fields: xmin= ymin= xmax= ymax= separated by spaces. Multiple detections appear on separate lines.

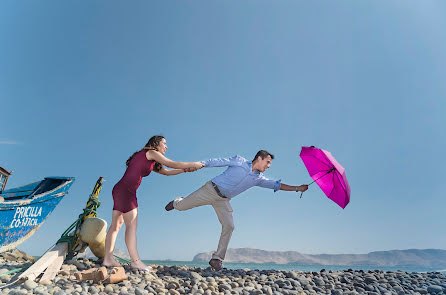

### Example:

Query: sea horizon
xmin=140 ymin=259 xmax=446 ymax=274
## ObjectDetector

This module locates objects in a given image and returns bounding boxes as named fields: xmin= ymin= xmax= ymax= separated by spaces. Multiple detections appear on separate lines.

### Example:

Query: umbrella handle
xmin=300 ymin=191 xmax=304 ymax=198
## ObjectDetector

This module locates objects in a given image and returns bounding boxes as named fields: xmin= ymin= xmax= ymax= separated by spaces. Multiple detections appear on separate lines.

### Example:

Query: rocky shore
xmin=1 ymin=252 xmax=446 ymax=295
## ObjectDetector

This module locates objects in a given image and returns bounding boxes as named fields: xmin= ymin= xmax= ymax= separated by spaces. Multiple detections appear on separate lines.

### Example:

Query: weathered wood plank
xmin=18 ymin=242 xmax=68 ymax=281
xmin=39 ymin=248 xmax=66 ymax=282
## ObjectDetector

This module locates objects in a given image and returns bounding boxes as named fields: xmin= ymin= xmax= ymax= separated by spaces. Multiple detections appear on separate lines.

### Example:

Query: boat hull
xmin=0 ymin=177 xmax=75 ymax=253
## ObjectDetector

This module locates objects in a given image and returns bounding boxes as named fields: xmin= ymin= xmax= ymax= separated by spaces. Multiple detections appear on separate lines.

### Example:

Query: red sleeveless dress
xmin=112 ymin=150 xmax=155 ymax=213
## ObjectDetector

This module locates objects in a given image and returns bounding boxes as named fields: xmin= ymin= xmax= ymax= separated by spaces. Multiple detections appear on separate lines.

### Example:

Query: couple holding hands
xmin=103 ymin=135 xmax=308 ymax=272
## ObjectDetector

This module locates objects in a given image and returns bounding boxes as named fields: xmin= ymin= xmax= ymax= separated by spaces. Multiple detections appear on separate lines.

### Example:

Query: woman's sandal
xmin=129 ymin=258 xmax=155 ymax=273
xmin=102 ymin=260 xmax=122 ymax=269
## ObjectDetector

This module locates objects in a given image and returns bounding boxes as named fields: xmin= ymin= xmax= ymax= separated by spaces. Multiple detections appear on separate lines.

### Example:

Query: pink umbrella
xmin=299 ymin=146 xmax=351 ymax=209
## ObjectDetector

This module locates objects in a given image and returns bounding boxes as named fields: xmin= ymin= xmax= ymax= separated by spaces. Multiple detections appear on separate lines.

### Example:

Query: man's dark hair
xmin=252 ymin=150 xmax=274 ymax=162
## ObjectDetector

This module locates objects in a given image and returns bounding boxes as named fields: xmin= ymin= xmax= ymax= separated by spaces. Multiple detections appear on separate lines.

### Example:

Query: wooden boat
xmin=0 ymin=168 xmax=75 ymax=253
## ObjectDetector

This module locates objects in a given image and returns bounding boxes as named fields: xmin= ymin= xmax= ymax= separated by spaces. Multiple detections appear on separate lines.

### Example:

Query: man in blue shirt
xmin=165 ymin=150 xmax=308 ymax=271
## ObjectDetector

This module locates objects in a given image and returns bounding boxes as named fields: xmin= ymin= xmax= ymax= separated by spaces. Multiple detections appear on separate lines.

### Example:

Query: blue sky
xmin=1 ymin=1 xmax=445 ymax=260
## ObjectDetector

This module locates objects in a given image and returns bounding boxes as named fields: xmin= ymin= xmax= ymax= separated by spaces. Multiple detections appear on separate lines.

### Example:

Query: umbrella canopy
xmin=300 ymin=146 xmax=351 ymax=209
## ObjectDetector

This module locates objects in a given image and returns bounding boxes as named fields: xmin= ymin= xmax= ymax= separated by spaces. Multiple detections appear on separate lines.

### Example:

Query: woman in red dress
xmin=102 ymin=135 xmax=203 ymax=271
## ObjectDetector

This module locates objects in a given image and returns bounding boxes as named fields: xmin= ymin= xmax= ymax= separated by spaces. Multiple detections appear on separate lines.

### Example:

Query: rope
xmin=0 ymin=267 xmax=26 ymax=277
xmin=56 ymin=196 xmax=101 ymax=260
xmin=0 ymin=268 xmax=27 ymax=289
xmin=114 ymin=254 xmax=131 ymax=264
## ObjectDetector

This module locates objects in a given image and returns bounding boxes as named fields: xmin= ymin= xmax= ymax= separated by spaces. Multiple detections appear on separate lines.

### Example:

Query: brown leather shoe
xmin=165 ymin=200 xmax=174 ymax=211
xmin=208 ymin=259 xmax=222 ymax=271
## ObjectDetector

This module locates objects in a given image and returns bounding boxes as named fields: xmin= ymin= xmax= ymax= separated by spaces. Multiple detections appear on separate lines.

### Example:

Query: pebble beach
xmin=1 ymin=251 xmax=446 ymax=295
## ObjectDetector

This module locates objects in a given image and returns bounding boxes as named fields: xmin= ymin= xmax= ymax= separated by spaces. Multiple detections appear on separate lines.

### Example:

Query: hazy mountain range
xmin=192 ymin=248 xmax=446 ymax=268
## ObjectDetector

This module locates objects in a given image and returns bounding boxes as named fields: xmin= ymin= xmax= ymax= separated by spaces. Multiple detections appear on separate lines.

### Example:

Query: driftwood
xmin=107 ymin=267 xmax=127 ymax=284
xmin=18 ymin=242 xmax=68 ymax=282
xmin=74 ymin=266 xmax=108 ymax=282
xmin=39 ymin=254 xmax=65 ymax=282
xmin=74 ymin=266 xmax=127 ymax=284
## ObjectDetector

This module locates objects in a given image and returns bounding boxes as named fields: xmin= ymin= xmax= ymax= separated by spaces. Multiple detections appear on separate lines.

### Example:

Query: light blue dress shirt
xmin=201 ymin=155 xmax=281 ymax=199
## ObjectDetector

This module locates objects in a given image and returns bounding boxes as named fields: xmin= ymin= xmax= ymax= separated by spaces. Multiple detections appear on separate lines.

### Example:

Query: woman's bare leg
xmin=123 ymin=208 xmax=149 ymax=270
xmin=103 ymin=210 xmax=124 ymax=267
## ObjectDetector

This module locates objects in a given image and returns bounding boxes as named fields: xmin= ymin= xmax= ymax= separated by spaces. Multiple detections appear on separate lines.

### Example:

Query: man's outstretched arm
xmin=201 ymin=155 xmax=244 ymax=168
xmin=280 ymin=183 xmax=308 ymax=192
xmin=257 ymin=176 xmax=308 ymax=193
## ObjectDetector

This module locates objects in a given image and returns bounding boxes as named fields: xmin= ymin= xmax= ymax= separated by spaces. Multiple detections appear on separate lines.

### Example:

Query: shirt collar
xmin=247 ymin=162 xmax=261 ymax=175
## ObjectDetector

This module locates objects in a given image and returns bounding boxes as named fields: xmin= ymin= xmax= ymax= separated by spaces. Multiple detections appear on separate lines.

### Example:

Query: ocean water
xmin=143 ymin=260 xmax=446 ymax=274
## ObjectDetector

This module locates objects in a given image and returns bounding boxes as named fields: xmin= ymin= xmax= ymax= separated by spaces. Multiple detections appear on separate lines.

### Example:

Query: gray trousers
xmin=173 ymin=181 xmax=234 ymax=261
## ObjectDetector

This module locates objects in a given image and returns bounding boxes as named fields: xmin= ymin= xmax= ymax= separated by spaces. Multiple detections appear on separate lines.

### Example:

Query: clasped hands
xmin=184 ymin=162 xmax=205 ymax=173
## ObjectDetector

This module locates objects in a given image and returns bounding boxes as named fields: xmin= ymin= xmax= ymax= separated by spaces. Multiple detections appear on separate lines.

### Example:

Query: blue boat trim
xmin=0 ymin=177 xmax=75 ymax=253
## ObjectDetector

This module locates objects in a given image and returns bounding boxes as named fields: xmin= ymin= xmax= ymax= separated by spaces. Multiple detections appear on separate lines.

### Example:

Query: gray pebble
xmin=23 ymin=279 xmax=38 ymax=290
xmin=427 ymin=285 xmax=443 ymax=294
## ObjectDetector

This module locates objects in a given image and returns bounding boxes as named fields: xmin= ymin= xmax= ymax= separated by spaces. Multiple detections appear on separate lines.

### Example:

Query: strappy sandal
xmin=102 ymin=259 xmax=121 ymax=268
xmin=129 ymin=258 xmax=155 ymax=273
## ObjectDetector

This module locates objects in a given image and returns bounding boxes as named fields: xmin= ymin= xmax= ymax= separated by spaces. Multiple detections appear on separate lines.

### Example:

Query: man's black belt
xmin=211 ymin=181 xmax=228 ymax=199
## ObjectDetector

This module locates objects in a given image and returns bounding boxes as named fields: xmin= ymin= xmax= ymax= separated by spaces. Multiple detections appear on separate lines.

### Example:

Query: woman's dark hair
xmin=126 ymin=135 xmax=164 ymax=172
xmin=252 ymin=150 xmax=274 ymax=162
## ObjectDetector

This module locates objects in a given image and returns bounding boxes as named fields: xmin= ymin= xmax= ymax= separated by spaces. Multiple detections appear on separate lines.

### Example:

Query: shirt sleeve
xmin=201 ymin=155 xmax=244 ymax=168
xmin=257 ymin=175 xmax=281 ymax=192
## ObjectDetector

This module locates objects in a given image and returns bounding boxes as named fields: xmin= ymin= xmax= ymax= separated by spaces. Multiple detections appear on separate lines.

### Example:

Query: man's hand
xmin=296 ymin=184 xmax=308 ymax=192
xmin=189 ymin=162 xmax=205 ymax=170
xmin=185 ymin=162 xmax=205 ymax=172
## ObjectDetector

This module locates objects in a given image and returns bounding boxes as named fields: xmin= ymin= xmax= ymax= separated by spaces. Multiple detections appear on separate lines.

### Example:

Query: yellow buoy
xmin=79 ymin=217 xmax=107 ymax=258
xmin=89 ymin=238 xmax=106 ymax=258
xmin=79 ymin=217 xmax=107 ymax=245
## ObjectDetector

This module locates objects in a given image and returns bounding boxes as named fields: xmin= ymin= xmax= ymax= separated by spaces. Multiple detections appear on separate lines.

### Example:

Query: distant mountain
xmin=192 ymin=248 xmax=446 ymax=268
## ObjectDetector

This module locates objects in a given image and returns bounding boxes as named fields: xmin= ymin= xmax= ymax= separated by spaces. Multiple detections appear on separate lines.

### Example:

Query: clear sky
xmin=1 ymin=1 xmax=445 ymax=260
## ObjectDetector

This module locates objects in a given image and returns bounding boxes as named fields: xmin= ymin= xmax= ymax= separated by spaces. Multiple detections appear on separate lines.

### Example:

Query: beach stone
xmin=55 ymin=290 xmax=67 ymax=295
xmin=1 ymin=274 xmax=11 ymax=283
xmin=167 ymin=281 xmax=180 ymax=289
xmin=89 ymin=286 xmax=100 ymax=294
xmin=178 ymin=270 xmax=190 ymax=278
xmin=104 ymin=286 xmax=114 ymax=294
xmin=34 ymin=286 xmax=48 ymax=295
xmin=39 ymin=280 xmax=52 ymax=286
xmin=0 ymin=268 xmax=9 ymax=274
xmin=191 ymin=272 xmax=204 ymax=281
xmin=59 ymin=270 xmax=71 ymax=276
xmin=314 ymin=278 xmax=324 ymax=287
xmin=71 ymin=261 xmax=86 ymax=270
xmin=427 ymin=285 xmax=443 ymax=294
xmin=364 ymin=276 xmax=377 ymax=284
xmin=415 ymin=287 xmax=428 ymax=294
xmin=262 ymin=287 xmax=273 ymax=295
xmin=24 ymin=279 xmax=39 ymax=290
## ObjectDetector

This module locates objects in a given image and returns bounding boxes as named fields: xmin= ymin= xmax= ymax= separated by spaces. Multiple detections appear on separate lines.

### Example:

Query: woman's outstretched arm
xmin=155 ymin=167 xmax=184 ymax=176
xmin=146 ymin=150 xmax=204 ymax=170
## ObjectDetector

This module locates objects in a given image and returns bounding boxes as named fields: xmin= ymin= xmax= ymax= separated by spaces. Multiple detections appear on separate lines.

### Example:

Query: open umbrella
xmin=299 ymin=146 xmax=351 ymax=209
